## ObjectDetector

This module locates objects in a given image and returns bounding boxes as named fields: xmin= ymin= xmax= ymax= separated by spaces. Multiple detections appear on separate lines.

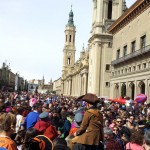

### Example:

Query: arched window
xmin=69 ymin=35 xmax=71 ymax=42
xmin=139 ymin=81 xmax=145 ymax=94
xmin=129 ymin=82 xmax=135 ymax=100
xmin=67 ymin=57 xmax=71 ymax=65
xmin=121 ymin=83 xmax=126 ymax=98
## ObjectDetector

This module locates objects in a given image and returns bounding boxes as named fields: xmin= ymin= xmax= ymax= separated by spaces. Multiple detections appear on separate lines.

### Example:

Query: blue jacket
xmin=23 ymin=111 xmax=39 ymax=129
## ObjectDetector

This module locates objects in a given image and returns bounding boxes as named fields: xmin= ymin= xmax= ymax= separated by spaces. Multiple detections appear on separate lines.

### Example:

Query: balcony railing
xmin=111 ymin=45 xmax=150 ymax=65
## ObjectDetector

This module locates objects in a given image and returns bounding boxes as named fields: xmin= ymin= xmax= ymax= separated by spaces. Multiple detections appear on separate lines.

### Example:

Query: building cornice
xmin=108 ymin=0 xmax=150 ymax=35
xmin=111 ymin=68 xmax=150 ymax=81
xmin=62 ymin=65 xmax=89 ymax=81
xmin=88 ymin=34 xmax=113 ymax=43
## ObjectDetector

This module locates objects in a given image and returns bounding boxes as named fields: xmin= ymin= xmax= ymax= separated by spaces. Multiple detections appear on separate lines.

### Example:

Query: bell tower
xmin=62 ymin=6 xmax=76 ymax=74
xmin=88 ymin=0 xmax=126 ymax=96
xmin=92 ymin=0 xmax=126 ymax=35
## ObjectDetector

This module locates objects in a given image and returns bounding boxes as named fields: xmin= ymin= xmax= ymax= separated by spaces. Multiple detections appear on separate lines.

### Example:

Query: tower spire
xmin=82 ymin=43 xmax=85 ymax=52
xmin=67 ymin=5 xmax=74 ymax=27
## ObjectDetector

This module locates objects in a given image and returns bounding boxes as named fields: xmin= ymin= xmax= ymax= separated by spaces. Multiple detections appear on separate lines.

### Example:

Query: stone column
xmin=67 ymin=80 xmax=70 ymax=96
xmin=80 ymin=74 xmax=83 ymax=95
xmin=78 ymin=73 xmax=81 ymax=96
xmin=126 ymin=81 xmax=131 ymax=98
xmin=112 ymin=1 xmax=119 ymax=20
xmin=114 ymin=83 xmax=119 ymax=98
xmin=96 ymin=0 xmax=103 ymax=23
xmin=73 ymin=76 xmax=75 ymax=96
xmin=61 ymin=80 xmax=64 ymax=94
xmin=92 ymin=0 xmax=97 ymax=27
xmin=114 ymin=84 xmax=117 ymax=98
xmin=81 ymin=73 xmax=83 ymax=95
xmin=83 ymin=69 xmax=88 ymax=94
xmin=145 ymin=79 xmax=148 ymax=97
xmin=94 ymin=42 xmax=101 ymax=96
xmin=119 ymin=82 xmax=121 ymax=97
xmin=147 ymin=80 xmax=150 ymax=103
xmin=64 ymin=80 xmax=66 ymax=95
xmin=75 ymin=74 xmax=77 ymax=96
xmin=68 ymin=77 xmax=71 ymax=96
xmin=70 ymin=78 xmax=72 ymax=96
xmin=103 ymin=0 xmax=108 ymax=19
xmin=71 ymin=76 xmax=74 ymax=96
xmin=66 ymin=80 xmax=68 ymax=96
xmin=134 ymin=80 xmax=137 ymax=98
xmin=95 ymin=0 xmax=103 ymax=33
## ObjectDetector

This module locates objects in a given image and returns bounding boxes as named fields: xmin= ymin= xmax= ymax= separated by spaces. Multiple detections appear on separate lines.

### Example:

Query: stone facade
xmin=0 ymin=62 xmax=16 ymax=91
xmin=109 ymin=0 xmax=150 ymax=101
xmin=61 ymin=0 xmax=150 ymax=101
xmin=28 ymin=78 xmax=53 ymax=93
xmin=62 ymin=0 xmax=125 ymax=97
xmin=53 ymin=77 xmax=61 ymax=95
xmin=88 ymin=0 xmax=125 ymax=97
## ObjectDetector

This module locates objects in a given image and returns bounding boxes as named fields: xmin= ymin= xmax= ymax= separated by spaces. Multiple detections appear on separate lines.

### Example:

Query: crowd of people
xmin=0 ymin=91 xmax=150 ymax=150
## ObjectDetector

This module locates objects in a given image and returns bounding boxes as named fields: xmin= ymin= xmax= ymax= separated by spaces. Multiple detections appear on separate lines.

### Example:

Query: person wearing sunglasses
xmin=104 ymin=127 xmax=123 ymax=150
xmin=116 ymin=117 xmax=131 ymax=143
xmin=113 ymin=127 xmax=125 ymax=150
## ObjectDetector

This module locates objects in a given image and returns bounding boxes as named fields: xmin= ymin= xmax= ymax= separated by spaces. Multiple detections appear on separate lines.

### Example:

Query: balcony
xmin=112 ymin=45 xmax=150 ymax=66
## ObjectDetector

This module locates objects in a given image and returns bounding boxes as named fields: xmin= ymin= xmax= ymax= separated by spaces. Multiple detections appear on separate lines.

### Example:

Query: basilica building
xmin=61 ymin=8 xmax=89 ymax=96
xmin=61 ymin=0 xmax=150 ymax=102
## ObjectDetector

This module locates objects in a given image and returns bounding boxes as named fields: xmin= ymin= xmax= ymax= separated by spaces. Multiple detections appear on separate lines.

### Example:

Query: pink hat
xmin=6 ymin=107 xmax=11 ymax=113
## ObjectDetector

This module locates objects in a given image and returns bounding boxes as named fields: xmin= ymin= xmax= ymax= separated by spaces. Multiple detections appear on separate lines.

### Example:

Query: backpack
xmin=28 ymin=135 xmax=53 ymax=150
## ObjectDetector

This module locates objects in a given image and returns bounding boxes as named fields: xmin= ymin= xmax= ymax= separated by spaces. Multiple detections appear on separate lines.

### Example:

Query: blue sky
xmin=0 ymin=0 xmax=136 ymax=82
